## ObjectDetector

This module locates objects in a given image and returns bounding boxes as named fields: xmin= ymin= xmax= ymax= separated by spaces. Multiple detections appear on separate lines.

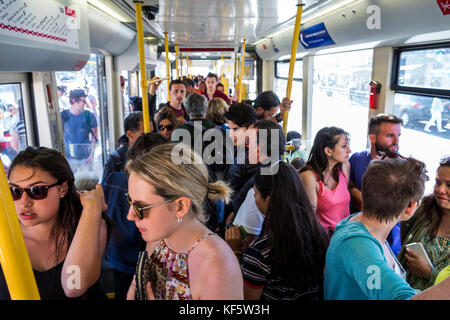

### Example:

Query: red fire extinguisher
xmin=369 ymin=81 xmax=381 ymax=109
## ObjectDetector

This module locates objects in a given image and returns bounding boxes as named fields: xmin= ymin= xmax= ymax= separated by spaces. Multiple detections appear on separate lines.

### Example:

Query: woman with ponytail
xmin=125 ymin=143 xmax=243 ymax=300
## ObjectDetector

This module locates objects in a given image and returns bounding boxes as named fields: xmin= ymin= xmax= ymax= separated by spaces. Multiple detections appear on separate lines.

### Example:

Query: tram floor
xmin=99 ymin=258 xmax=115 ymax=299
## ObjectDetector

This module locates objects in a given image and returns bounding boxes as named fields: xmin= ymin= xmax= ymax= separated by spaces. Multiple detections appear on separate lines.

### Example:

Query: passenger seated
xmin=398 ymin=155 xmax=450 ymax=290
xmin=125 ymin=143 xmax=243 ymax=300
xmin=102 ymin=133 xmax=167 ymax=300
xmin=226 ymin=162 xmax=329 ymax=300
xmin=324 ymin=158 xmax=450 ymax=299
xmin=299 ymin=127 xmax=351 ymax=236
xmin=0 ymin=147 xmax=107 ymax=299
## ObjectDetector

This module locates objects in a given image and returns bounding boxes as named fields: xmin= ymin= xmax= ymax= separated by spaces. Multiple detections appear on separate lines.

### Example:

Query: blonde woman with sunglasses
xmin=125 ymin=143 xmax=243 ymax=300
xmin=0 ymin=147 xmax=108 ymax=300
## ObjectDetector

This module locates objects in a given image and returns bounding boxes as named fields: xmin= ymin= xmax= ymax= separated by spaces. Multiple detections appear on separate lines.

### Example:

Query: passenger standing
xmin=125 ymin=143 xmax=243 ymax=300
xmin=198 ymin=80 xmax=206 ymax=95
xmin=184 ymin=78 xmax=201 ymax=96
xmin=61 ymin=89 xmax=98 ymax=168
xmin=227 ymin=120 xmax=286 ymax=252
xmin=149 ymin=79 xmax=189 ymax=124
xmin=203 ymin=73 xmax=233 ymax=105
xmin=0 ymin=147 xmax=107 ymax=299
xmin=398 ymin=156 xmax=450 ymax=290
xmin=101 ymin=111 xmax=144 ymax=184
xmin=154 ymin=106 xmax=178 ymax=141
xmin=102 ymin=133 xmax=167 ymax=300
xmin=253 ymin=91 xmax=292 ymax=124
xmin=300 ymin=127 xmax=351 ymax=235
xmin=171 ymin=93 xmax=231 ymax=230
xmin=424 ymin=97 xmax=446 ymax=133
xmin=324 ymin=158 xmax=450 ymax=300
xmin=226 ymin=162 xmax=329 ymax=300
xmin=349 ymin=113 xmax=403 ymax=255
xmin=206 ymin=97 xmax=229 ymax=130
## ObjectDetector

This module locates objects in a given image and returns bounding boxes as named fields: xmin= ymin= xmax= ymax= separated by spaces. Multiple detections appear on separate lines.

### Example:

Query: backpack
xmin=61 ymin=109 xmax=98 ymax=142
xmin=61 ymin=109 xmax=98 ymax=159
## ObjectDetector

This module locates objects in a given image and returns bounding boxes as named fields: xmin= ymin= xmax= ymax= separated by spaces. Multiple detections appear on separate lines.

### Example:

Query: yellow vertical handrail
xmin=134 ymin=1 xmax=150 ymax=133
xmin=220 ymin=55 xmax=224 ymax=84
xmin=0 ymin=161 xmax=40 ymax=300
xmin=238 ymin=39 xmax=246 ymax=102
xmin=186 ymin=55 xmax=190 ymax=78
xmin=164 ymin=33 xmax=171 ymax=101
xmin=180 ymin=53 xmax=183 ymax=79
xmin=234 ymin=52 xmax=238 ymax=87
xmin=175 ymin=44 xmax=180 ymax=80
xmin=282 ymin=1 xmax=304 ymax=135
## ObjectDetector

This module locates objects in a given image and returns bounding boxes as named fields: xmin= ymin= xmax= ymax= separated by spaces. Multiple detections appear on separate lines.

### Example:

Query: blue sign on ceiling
xmin=299 ymin=22 xmax=335 ymax=49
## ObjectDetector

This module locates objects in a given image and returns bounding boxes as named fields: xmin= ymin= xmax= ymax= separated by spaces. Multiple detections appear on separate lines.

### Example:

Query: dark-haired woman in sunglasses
xmin=398 ymin=155 xmax=450 ymax=290
xmin=0 ymin=147 xmax=107 ymax=300
xmin=154 ymin=105 xmax=178 ymax=141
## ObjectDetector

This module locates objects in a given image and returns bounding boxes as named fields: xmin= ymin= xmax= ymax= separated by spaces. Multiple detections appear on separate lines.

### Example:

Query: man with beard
xmin=349 ymin=113 xmax=403 ymax=254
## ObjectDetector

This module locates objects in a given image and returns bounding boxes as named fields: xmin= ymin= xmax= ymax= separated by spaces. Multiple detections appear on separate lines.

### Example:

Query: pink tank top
xmin=314 ymin=170 xmax=350 ymax=232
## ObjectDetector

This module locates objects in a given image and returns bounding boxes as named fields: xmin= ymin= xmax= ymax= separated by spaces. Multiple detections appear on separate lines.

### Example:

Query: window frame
xmin=275 ymin=59 xmax=303 ymax=81
xmin=391 ymin=43 xmax=450 ymax=99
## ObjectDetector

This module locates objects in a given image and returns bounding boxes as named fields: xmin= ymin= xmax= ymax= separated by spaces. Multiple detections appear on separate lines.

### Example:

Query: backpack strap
xmin=61 ymin=110 xmax=69 ymax=126
xmin=84 ymin=110 xmax=98 ymax=142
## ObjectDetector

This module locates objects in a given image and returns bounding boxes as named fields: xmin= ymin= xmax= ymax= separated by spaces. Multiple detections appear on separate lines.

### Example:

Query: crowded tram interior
xmin=0 ymin=0 xmax=449 ymax=303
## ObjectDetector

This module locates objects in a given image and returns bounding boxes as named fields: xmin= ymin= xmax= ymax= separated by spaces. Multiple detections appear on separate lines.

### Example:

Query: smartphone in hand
xmin=405 ymin=242 xmax=434 ymax=268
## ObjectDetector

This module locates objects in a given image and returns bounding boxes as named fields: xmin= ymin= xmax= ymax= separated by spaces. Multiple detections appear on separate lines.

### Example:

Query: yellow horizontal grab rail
xmin=0 ymin=161 xmax=40 ymax=300
xmin=146 ymin=77 xmax=170 ymax=86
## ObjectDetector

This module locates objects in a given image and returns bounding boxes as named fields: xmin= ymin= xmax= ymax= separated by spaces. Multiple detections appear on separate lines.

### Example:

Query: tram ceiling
xmin=109 ymin=0 xmax=323 ymax=50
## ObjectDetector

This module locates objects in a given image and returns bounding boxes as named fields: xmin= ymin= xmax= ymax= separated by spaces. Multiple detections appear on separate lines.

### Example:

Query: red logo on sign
xmin=65 ymin=6 xmax=76 ymax=18
xmin=262 ymin=44 xmax=267 ymax=50
xmin=437 ymin=0 xmax=450 ymax=15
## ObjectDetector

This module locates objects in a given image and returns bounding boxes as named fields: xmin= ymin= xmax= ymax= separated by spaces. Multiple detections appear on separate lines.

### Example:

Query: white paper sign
xmin=0 ymin=0 xmax=80 ymax=48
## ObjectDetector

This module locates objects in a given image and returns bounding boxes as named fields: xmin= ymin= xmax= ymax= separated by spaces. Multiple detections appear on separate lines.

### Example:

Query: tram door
xmin=55 ymin=54 xmax=110 ymax=184
xmin=0 ymin=73 xmax=33 ymax=176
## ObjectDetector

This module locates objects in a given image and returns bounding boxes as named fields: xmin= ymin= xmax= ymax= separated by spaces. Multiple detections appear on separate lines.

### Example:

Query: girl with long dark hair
xmin=299 ymin=126 xmax=351 ymax=234
xmin=0 ymin=147 xmax=107 ymax=299
xmin=398 ymin=156 xmax=450 ymax=290
xmin=236 ymin=161 xmax=329 ymax=300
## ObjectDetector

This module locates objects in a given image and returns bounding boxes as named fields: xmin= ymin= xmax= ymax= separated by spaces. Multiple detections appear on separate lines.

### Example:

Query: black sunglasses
xmin=379 ymin=151 xmax=426 ymax=175
xmin=10 ymin=182 xmax=61 ymax=201
xmin=125 ymin=193 xmax=174 ymax=220
xmin=440 ymin=155 xmax=450 ymax=165
xmin=158 ymin=124 xmax=174 ymax=131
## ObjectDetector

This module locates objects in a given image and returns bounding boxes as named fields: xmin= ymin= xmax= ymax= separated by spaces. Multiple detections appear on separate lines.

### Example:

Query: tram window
xmin=55 ymin=54 xmax=107 ymax=182
xmin=275 ymin=79 xmax=302 ymax=133
xmin=0 ymin=83 xmax=27 ymax=175
xmin=312 ymin=50 xmax=373 ymax=152
xmin=393 ymin=93 xmax=450 ymax=194
xmin=275 ymin=60 xmax=303 ymax=79
xmin=396 ymin=48 xmax=450 ymax=90
xmin=275 ymin=60 xmax=303 ymax=133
